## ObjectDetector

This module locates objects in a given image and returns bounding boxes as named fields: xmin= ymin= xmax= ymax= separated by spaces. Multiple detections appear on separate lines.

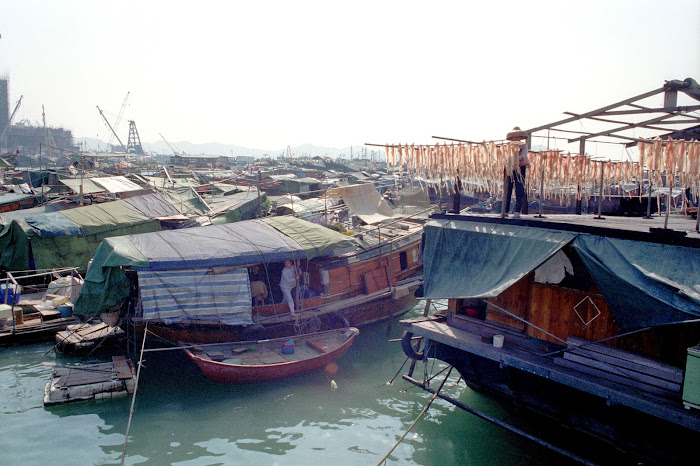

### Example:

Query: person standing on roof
xmin=451 ymin=169 xmax=463 ymax=214
xmin=503 ymin=126 xmax=531 ymax=218
xmin=280 ymin=260 xmax=301 ymax=317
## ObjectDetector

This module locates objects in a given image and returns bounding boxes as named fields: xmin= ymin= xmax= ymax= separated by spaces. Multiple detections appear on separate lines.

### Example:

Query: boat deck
xmin=191 ymin=332 xmax=347 ymax=366
xmin=401 ymin=316 xmax=700 ymax=432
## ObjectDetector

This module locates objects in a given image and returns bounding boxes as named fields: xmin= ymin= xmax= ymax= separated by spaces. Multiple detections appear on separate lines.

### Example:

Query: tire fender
xmin=401 ymin=331 xmax=425 ymax=360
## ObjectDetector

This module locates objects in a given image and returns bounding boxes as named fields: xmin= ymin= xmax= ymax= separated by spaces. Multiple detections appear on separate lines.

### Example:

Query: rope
xmin=377 ymin=366 xmax=453 ymax=465
xmin=120 ymin=322 xmax=148 ymax=466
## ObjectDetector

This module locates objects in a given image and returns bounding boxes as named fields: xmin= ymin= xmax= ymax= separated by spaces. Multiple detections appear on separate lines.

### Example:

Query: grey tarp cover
xmin=123 ymin=193 xmax=181 ymax=218
xmin=74 ymin=216 xmax=359 ymax=316
xmin=328 ymin=183 xmax=395 ymax=224
xmin=0 ymin=204 xmax=59 ymax=225
xmin=573 ymin=235 xmax=700 ymax=327
xmin=25 ymin=212 xmax=82 ymax=237
xmin=129 ymin=220 xmax=307 ymax=271
xmin=423 ymin=220 xmax=575 ymax=299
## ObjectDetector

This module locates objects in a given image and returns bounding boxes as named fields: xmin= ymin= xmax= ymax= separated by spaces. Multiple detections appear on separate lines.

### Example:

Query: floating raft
xmin=43 ymin=356 xmax=135 ymax=406
xmin=55 ymin=322 xmax=126 ymax=353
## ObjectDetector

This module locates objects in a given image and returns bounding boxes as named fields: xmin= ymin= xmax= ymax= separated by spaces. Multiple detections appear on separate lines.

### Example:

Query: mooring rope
xmin=120 ymin=321 xmax=148 ymax=466
xmin=377 ymin=365 xmax=453 ymax=465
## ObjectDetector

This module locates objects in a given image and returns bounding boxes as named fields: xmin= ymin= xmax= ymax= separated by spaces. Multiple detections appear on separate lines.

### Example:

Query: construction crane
xmin=107 ymin=92 xmax=130 ymax=148
xmin=126 ymin=120 xmax=144 ymax=155
xmin=159 ymin=132 xmax=183 ymax=156
xmin=96 ymin=105 xmax=127 ymax=152
xmin=1 ymin=95 xmax=23 ymax=147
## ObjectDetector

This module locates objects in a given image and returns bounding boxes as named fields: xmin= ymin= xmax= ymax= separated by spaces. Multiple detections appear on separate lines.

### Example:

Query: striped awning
xmin=138 ymin=267 xmax=253 ymax=325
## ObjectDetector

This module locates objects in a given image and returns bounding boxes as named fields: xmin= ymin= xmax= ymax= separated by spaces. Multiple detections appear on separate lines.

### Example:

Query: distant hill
xmin=74 ymin=137 xmax=377 ymax=160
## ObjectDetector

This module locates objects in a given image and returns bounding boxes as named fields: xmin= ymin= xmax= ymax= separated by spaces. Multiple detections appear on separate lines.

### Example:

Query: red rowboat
xmin=183 ymin=327 xmax=359 ymax=383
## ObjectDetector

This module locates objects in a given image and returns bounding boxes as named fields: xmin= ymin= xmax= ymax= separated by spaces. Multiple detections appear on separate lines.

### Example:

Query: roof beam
xmin=567 ymin=112 xmax=680 ymax=143
xmin=600 ymin=105 xmax=700 ymax=116
xmin=526 ymin=87 xmax=665 ymax=134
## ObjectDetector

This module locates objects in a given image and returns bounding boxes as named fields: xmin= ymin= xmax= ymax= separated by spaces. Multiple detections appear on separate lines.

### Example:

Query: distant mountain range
xmin=74 ymin=137 xmax=381 ymax=160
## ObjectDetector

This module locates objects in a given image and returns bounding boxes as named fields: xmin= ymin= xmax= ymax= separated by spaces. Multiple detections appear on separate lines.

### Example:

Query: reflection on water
xmin=0 ymin=303 xmax=591 ymax=465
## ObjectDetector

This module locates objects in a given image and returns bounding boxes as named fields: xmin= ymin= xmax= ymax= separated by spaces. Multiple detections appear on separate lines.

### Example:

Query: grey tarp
xmin=129 ymin=220 xmax=307 ymax=271
xmin=123 ymin=193 xmax=181 ymax=218
xmin=327 ymin=183 xmax=395 ymax=224
xmin=422 ymin=220 xmax=575 ymax=299
xmin=25 ymin=212 xmax=82 ymax=237
xmin=573 ymin=235 xmax=700 ymax=327
xmin=74 ymin=216 xmax=360 ymax=316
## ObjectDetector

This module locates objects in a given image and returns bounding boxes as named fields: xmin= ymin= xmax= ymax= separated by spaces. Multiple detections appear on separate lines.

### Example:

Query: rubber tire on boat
xmin=329 ymin=313 xmax=351 ymax=329
xmin=401 ymin=331 xmax=425 ymax=360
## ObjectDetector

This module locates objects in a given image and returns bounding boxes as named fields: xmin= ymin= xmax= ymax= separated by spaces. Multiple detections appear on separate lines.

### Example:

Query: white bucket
xmin=493 ymin=335 xmax=504 ymax=348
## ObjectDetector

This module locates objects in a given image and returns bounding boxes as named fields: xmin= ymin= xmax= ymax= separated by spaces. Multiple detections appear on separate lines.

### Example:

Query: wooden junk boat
xmin=73 ymin=185 xmax=424 ymax=344
xmin=401 ymin=212 xmax=700 ymax=463
xmin=183 ymin=327 xmax=359 ymax=383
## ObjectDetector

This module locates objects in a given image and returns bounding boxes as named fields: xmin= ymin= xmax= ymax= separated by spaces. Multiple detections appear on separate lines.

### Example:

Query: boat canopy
xmin=422 ymin=220 xmax=575 ymax=299
xmin=325 ymin=183 xmax=395 ymax=224
xmin=0 ymin=193 xmax=178 ymax=272
xmin=422 ymin=219 xmax=700 ymax=328
xmin=73 ymin=216 xmax=359 ymax=317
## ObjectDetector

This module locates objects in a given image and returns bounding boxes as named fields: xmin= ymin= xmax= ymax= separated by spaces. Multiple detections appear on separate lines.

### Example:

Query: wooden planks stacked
xmin=554 ymin=336 xmax=683 ymax=398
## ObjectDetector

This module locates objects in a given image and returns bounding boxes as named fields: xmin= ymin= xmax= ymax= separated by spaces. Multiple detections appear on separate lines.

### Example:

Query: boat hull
xmin=184 ymin=327 xmax=359 ymax=383
xmin=136 ymin=277 xmax=420 ymax=345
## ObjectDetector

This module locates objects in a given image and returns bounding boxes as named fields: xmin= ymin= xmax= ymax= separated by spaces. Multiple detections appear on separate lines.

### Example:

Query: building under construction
xmin=1 ymin=77 xmax=78 ymax=156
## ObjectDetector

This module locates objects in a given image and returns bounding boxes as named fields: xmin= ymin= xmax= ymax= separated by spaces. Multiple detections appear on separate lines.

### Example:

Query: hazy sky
xmin=1 ymin=0 xmax=698 ymax=156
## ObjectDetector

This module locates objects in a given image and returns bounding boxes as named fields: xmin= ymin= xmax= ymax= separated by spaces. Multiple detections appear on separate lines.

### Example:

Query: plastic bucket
xmin=282 ymin=339 xmax=295 ymax=354
xmin=0 ymin=284 xmax=20 ymax=305
xmin=493 ymin=335 xmax=504 ymax=348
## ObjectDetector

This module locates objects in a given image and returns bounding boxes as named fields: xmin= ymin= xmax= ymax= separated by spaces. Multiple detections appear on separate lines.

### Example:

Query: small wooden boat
xmin=183 ymin=327 xmax=359 ymax=383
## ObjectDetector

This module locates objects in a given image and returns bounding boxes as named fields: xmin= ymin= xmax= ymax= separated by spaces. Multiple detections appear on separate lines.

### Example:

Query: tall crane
xmin=1 ymin=95 xmax=23 ymax=147
xmin=159 ymin=133 xmax=183 ymax=156
xmin=107 ymin=92 xmax=130 ymax=148
xmin=97 ymin=105 xmax=127 ymax=152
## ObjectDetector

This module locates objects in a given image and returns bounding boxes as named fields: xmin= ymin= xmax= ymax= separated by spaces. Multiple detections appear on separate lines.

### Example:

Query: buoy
xmin=325 ymin=362 xmax=338 ymax=375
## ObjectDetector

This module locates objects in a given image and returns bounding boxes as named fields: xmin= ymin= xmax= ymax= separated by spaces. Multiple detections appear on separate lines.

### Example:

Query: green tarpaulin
xmin=422 ymin=219 xmax=700 ymax=328
xmin=262 ymin=216 xmax=358 ymax=259
xmin=423 ymin=220 xmax=575 ymax=299
xmin=573 ymin=235 xmax=700 ymax=327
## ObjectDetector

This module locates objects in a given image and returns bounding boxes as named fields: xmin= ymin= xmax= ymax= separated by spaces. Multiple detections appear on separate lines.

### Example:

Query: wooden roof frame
xmin=526 ymin=78 xmax=700 ymax=152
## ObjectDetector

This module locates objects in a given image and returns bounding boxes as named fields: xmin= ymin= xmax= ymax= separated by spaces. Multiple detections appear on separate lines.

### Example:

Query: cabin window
xmin=399 ymin=251 xmax=408 ymax=270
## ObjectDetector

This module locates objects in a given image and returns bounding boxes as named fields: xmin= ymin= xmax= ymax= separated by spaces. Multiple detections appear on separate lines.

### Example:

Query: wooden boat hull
xmin=137 ymin=276 xmax=420 ymax=345
xmin=184 ymin=327 xmax=359 ymax=383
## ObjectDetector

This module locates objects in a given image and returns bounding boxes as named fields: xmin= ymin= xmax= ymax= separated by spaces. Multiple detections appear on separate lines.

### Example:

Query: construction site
xmin=1 ymin=76 xmax=78 ymax=158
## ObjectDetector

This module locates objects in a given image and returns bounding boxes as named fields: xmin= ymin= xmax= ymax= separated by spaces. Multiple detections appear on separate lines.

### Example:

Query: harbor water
xmin=0 ymin=302 xmax=611 ymax=465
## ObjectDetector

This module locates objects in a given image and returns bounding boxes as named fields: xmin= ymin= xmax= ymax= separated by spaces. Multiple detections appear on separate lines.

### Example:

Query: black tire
xmin=401 ymin=331 xmax=425 ymax=360
xmin=328 ymin=313 xmax=350 ymax=329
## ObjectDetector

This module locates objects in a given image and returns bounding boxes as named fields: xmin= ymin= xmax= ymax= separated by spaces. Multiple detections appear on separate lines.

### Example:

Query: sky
xmin=1 ymin=0 xmax=699 ymax=157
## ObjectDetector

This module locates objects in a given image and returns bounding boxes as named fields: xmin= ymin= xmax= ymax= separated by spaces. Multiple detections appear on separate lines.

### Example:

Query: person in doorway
xmin=280 ymin=260 xmax=301 ymax=317
xmin=451 ymin=169 xmax=463 ymax=214
xmin=503 ymin=126 xmax=530 ymax=218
